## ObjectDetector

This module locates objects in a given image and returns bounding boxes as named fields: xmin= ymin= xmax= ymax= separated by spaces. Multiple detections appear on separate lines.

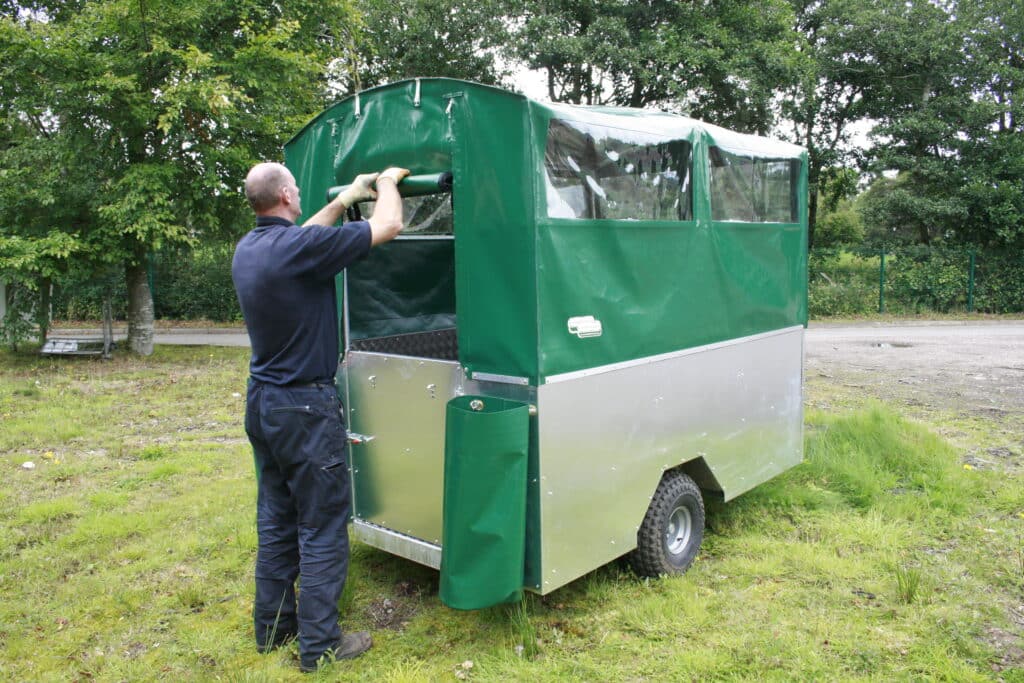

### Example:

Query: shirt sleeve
xmin=293 ymin=221 xmax=373 ymax=279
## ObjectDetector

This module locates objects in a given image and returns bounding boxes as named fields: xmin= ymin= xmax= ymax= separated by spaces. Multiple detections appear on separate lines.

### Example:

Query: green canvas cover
xmin=439 ymin=396 xmax=529 ymax=610
xmin=284 ymin=79 xmax=808 ymax=384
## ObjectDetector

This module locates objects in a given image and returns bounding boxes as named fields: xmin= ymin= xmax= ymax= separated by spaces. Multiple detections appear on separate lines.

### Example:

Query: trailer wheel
xmin=629 ymin=470 xmax=705 ymax=577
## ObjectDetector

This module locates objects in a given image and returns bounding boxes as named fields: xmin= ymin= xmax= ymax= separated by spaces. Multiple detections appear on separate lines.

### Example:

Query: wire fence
xmin=809 ymin=246 xmax=1024 ymax=317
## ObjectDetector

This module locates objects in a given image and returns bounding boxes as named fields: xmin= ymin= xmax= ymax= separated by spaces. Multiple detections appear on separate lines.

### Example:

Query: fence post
xmin=878 ymin=248 xmax=886 ymax=314
xmin=967 ymin=250 xmax=976 ymax=313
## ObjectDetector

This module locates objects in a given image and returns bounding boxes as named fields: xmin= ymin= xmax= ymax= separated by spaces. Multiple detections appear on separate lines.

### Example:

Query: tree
xmin=0 ymin=0 xmax=362 ymax=353
xmin=508 ymin=0 xmax=798 ymax=133
xmin=857 ymin=173 xmax=964 ymax=248
xmin=857 ymin=0 xmax=1023 ymax=249
xmin=353 ymin=0 xmax=511 ymax=88
xmin=781 ymin=0 xmax=879 ymax=248
xmin=952 ymin=0 xmax=1024 ymax=248
xmin=0 ymin=233 xmax=79 ymax=349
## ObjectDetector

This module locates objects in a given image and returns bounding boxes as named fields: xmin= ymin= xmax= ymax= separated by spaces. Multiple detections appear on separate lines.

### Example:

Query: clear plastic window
xmin=710 ymin=148 xmax=799 ymax=223
xmin=362 ymin=193 xmax=453 ymax=235
xmin=544 ymin=119 xmax=693 ymax=221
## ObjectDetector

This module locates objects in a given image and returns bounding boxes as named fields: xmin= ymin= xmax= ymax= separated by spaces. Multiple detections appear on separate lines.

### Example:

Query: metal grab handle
xmin=326 ymin=171 xmax=453 ymax=202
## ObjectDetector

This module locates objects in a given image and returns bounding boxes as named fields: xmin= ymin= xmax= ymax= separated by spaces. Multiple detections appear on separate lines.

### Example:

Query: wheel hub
xmin=665 ymin=505 xmax=692 ymax=555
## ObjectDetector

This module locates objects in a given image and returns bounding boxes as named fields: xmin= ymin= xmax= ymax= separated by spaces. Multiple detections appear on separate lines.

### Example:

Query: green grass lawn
xmin=1 ymin=347 xmax=1021 ymax=681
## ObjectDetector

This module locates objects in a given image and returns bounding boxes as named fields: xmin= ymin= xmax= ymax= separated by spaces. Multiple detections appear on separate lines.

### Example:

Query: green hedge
xmin=808 ymin=249 xmax=878 ymax=316
xmin=150 ymin=245 xmax=241 ymax=321
xmin=52 ymin=245 xmax=241 ymax=322
xmin=809 ymin=246 xmax=1024 ymax=317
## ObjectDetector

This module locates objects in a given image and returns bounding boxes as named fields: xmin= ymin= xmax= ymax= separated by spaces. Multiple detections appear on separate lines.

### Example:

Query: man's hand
xmin=336 ymin=172 xmax=380 ymax=208
xmin=368 ymin=167 xmax=409 ymax=246
xmin=376 ymin=167 xmax=410 ymax=187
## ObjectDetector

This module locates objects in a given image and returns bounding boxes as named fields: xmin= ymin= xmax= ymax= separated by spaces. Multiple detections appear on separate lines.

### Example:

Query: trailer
xmin=284 ymin=78 xmax=808 ymax=610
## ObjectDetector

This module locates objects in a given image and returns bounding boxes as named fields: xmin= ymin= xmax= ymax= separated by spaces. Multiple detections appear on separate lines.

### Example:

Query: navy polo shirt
xmin=232 ymin=215 xmax=372 ymax=385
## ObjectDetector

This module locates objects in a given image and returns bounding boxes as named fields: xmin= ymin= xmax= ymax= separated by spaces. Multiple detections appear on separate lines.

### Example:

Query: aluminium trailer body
xmin=284 ymin=78 xmax=808 ymax=609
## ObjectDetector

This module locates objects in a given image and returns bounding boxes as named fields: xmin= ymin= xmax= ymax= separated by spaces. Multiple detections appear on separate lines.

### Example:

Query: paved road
xmin=48 ymin=327 xmax=251 ymax=347
xmin=805 ymin=321 xmax=1024 ymax=414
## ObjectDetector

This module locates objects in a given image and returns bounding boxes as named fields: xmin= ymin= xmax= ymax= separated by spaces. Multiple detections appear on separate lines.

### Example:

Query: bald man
xmin=232 ymin=162 xmax=409 ymax=672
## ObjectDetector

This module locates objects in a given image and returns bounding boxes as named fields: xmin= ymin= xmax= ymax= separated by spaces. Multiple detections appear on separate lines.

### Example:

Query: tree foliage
xmin=0 ymin=0 xmax=361 ymax=352
xmin=509 ymin=0 xmax=798 ymax=133
xmin=3 ymin=0 xmax=1022 ymax=333
xmin=353 ymin=0 xmax=511 ymax=88
xmin=856 ymin=0 xmax=1024 ymax=249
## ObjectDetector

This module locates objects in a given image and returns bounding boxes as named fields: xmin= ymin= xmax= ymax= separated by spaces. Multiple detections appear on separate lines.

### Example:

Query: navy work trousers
xmin=244 ymin=379 xmax=351 ymax=669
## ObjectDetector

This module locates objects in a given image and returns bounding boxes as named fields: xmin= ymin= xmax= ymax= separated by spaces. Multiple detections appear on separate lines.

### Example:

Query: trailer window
xmin=362 ymin=193 xmax=453 ymax=235
xmin=709 ymin=148 xmax=799 ymax=223
xmin=545 ymin=119 xmax=692 ymax=221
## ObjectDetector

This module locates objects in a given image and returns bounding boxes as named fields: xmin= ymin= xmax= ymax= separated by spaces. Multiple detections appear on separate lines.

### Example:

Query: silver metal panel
xmin=342 ymin=352 xmax=535 ymax=548
xmin=545 ymin=325 xmax=804 ymax=383
xmin=344 ymin=353 xmax=462 ymax=544
xmin=352 ymin=519 xmax=442 ymax=569
xmin=535 ymin=327 xmax=804 ymax=593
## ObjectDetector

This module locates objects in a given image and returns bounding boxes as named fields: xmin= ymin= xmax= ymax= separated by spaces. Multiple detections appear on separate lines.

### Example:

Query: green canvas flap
xmin=440 ymin=395 xmax=529 ymax=610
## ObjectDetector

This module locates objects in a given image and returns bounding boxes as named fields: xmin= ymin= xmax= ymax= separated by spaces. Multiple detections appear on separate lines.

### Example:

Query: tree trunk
xmin=126 ymin=253 xmax=154 ymax=355
xmin=35 ymin=277 xmax=51 ymax=346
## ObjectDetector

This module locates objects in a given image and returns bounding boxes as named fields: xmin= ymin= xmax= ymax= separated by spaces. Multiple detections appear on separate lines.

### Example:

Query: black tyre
xmin=629 ymin=470 xmax=705 ymax=577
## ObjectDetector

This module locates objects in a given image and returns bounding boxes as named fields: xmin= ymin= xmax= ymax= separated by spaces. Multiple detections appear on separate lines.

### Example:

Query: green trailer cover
xmin=284 ymin=79 xmax=807 ymax=385
xmin=440 ymin=396 xmax=529 ymax=610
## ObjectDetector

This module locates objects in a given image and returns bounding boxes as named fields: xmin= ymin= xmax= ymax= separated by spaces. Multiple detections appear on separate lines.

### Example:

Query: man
xmin=232 ymin=161 xmax=409 ymax=672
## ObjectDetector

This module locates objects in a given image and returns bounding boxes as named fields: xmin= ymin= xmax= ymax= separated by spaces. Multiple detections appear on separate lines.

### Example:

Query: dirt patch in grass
xmin=364 ymin=580 xmax=427 ymax=631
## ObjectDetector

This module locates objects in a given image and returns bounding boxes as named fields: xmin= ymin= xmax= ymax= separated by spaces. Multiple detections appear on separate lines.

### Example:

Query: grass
xmin=1 ymin=346 xmax=1022 ymax=680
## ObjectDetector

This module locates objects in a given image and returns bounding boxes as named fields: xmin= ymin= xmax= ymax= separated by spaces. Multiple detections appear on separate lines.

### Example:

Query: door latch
xmin=567 ymin=315 xmax=603 ymax=339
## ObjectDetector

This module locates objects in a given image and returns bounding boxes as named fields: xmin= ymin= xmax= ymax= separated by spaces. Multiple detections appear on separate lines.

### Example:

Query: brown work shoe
xmin=300 ymin=631 xmax=373 ymax=672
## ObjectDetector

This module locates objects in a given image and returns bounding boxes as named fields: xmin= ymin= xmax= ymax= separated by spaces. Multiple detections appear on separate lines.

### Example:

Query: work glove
xmin=336 ymin=172 xmax=380 ymax=208
xmin=376 ymin=167 xmax=411 ymax=187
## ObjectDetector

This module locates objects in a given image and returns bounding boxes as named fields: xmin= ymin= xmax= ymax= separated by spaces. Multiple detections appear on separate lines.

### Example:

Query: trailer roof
xmin=290 ymin=78 xmax=804 ymax=159
xmin=539 ymin=101 xmax=805 ymax=158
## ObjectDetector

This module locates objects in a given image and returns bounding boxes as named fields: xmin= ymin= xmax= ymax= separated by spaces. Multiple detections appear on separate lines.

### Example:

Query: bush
xmin=974 ymin=250 xmax=1024 ymax=314
xmin=51 ymin=268 xmax=125 ymax=320
xmin=52 ymin=244 xmax=241 ymax=322
xmin=49 ymin=242 xmax=1024 ymax=323
xmin=808 ymin=249 xmax=878 ymax=317
xmin=885 ymin=247 xmax=969 ymax=314
xmin=151 ymin=245 xmax=241 ymax=321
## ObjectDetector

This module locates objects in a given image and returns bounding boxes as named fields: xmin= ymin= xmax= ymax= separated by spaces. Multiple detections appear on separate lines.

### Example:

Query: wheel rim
xmin=665 ymin=505 xmax=692 ymax=555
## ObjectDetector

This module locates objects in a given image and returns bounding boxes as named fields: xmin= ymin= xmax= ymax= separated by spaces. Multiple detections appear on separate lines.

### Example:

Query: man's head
xmin=245 ymin=162 xmax=302 ymax=221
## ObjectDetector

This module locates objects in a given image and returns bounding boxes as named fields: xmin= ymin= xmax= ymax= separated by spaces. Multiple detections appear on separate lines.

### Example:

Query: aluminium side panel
xmin=534 ymin=326 xmax=803 ymax=593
